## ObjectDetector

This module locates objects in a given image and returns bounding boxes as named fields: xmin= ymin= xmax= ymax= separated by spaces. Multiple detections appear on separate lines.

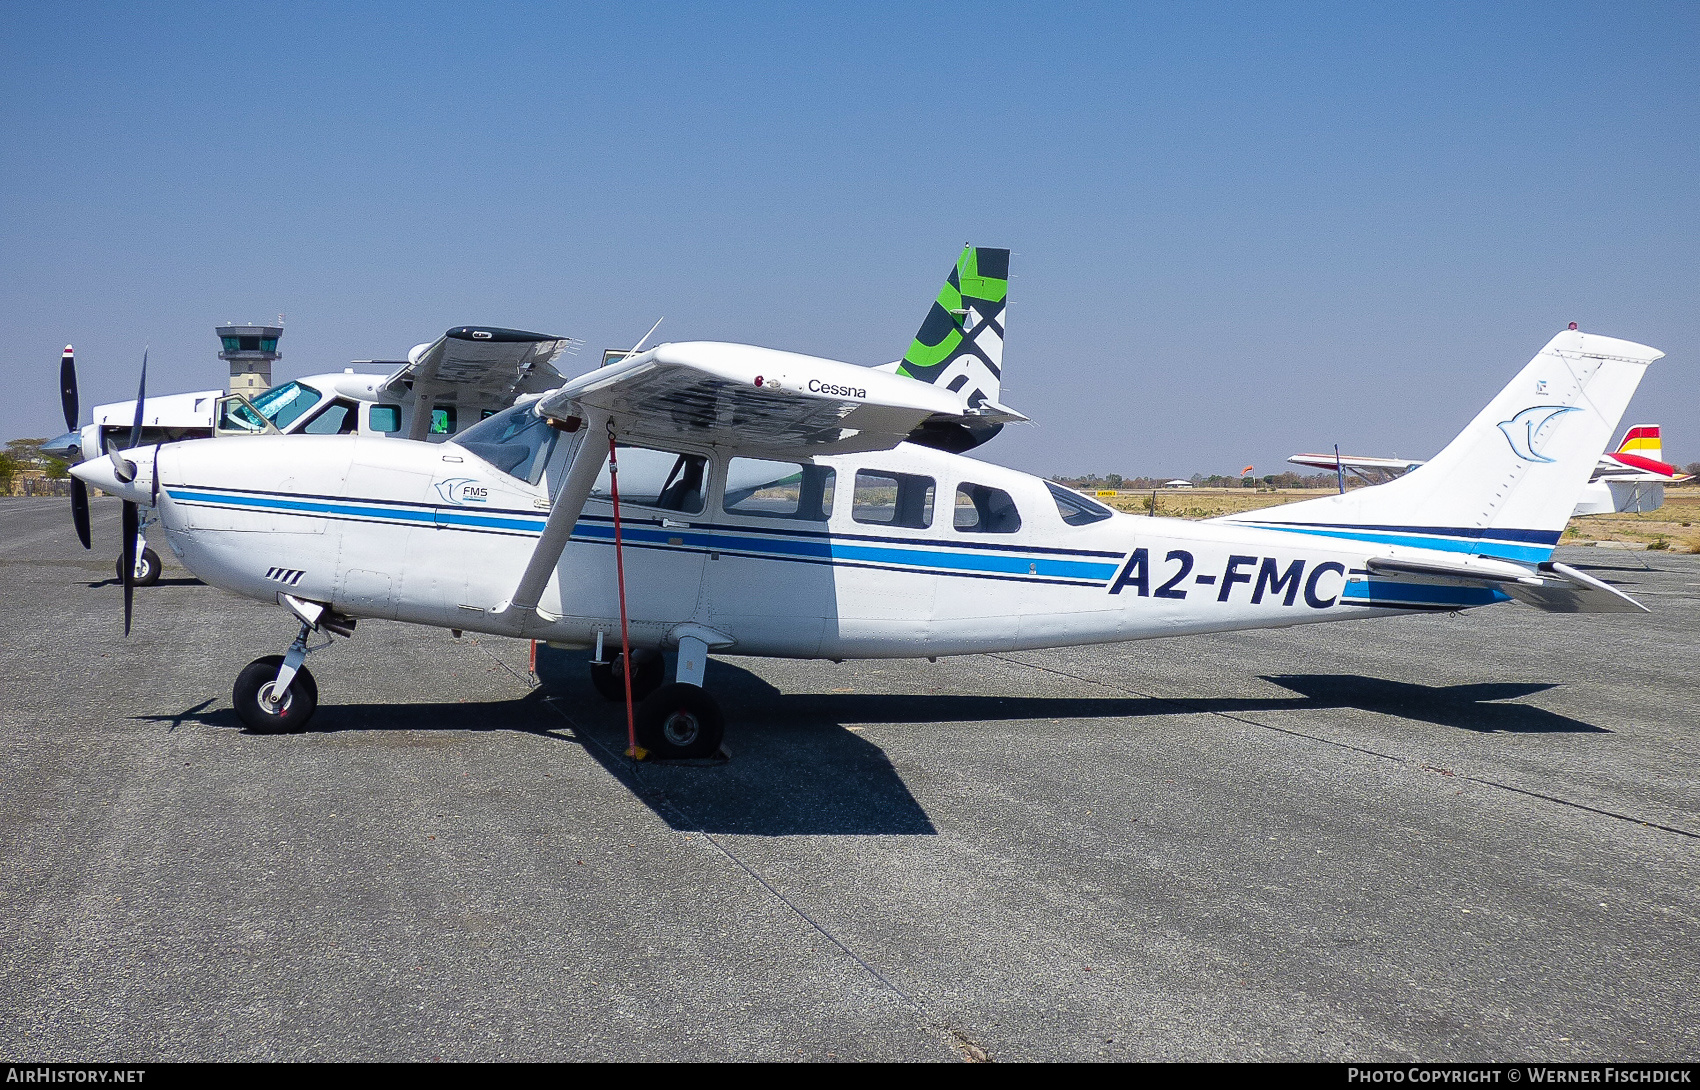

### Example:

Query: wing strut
xmin=493 ymin=408 xmax=611 ymax=624
xmin=405 ymin=381 xmax=436 ymax=442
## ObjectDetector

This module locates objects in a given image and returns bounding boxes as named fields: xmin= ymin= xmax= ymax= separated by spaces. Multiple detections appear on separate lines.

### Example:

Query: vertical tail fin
xmin=1223 ymin=329 xmax=1663 ymax=563
xmin=896 ymin=244 xmax=1009 ymax=409
xmin=1615 ymin=424 xmax=1662 ymax=461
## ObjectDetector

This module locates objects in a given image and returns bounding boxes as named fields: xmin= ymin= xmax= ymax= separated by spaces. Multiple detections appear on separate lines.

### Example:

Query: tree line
xmin=1052 ymin=471 xmax=1357 ymax=491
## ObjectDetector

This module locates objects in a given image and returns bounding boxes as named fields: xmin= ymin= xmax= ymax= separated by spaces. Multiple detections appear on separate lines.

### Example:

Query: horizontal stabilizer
xmin=1363 ymin=555 xmax=1646 ymax=613
xmin=1506 ymin=562 xmax=1649 ymax=614
xmin=1365 ymin=556 xmax=1541 ymax=585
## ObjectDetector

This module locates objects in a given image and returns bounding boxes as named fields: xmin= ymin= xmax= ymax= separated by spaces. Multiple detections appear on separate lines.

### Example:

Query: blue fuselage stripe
xmin=1341 ymin=580 xmax=1508 ymax=607
xmin=1239 ymin=522 xmax=1554 ymax=563
xmin=167 ymin=488 xmax=1122 ymax=582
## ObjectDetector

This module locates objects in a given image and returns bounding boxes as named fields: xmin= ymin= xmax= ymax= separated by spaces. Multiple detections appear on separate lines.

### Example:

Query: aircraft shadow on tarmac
xmin=134 ymin=658 xmax=1604 ymax=838
xmin=1255 ymin=675 xmax=1607 ymax=734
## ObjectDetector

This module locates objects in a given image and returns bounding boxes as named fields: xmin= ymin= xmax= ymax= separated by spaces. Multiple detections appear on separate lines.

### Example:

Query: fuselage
xmin=118 ymin=426 xmax=1516 ymax=660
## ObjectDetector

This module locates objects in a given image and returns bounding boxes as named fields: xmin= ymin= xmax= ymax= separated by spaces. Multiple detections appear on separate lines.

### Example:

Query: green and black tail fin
xmin=896 ymin=244 xmax=1008 ymax=409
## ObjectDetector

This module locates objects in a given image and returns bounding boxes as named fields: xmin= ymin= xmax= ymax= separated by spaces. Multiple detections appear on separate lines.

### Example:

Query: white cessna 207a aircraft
xmin=74 ymin=248 xmax=1663 ymax=760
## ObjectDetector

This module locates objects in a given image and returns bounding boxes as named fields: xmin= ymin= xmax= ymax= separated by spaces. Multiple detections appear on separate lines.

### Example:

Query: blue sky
xmin=3 ymin=2 xmax=1695 ymax=477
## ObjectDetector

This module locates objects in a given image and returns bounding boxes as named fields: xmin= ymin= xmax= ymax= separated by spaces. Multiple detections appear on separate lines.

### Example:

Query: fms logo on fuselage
xmin=436 ymin=477 xmax=489 ymax=505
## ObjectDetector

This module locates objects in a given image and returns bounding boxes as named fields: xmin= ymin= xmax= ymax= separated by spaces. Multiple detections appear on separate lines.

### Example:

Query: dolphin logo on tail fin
xmin=1498 ymin=406 xmax=1582 ymax=463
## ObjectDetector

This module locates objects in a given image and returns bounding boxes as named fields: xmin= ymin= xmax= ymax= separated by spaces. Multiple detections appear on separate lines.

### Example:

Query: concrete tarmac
xmin=2 ymin=495 xmax=1696 ymax=1061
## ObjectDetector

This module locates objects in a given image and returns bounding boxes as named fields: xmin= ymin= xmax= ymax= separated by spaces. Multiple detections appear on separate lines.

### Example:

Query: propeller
xmin=60 ymin=346 xmax=91 ymax=549
xmin=114 ymin=349 xmax=147 ymax=636
xmin=106 ymin=350 xmax=146 ymax=484
xmin=121 ymin=496 xmax=138 ymax=636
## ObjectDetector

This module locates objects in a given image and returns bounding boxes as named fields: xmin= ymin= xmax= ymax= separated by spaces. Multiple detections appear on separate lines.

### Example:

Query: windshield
xmin=1046 ymin=481 xmax=1113 ymax=526
xmin=453 ymin=402 xmax=558 ymax=484
xmin=251 ymin=381 xmax=324 ymax=431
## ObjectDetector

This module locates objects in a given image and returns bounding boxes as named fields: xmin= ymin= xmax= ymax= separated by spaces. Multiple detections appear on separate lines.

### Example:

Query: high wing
xmin=1363 ymin=555 xmax=1647 ymax=614
xmin=381 ymin=326 xmax=573 ymax=440
xmin=534 ymin=340 xmax=1024 ymax=457
xmin=498 ymin=339 xmax=1025 ymax=624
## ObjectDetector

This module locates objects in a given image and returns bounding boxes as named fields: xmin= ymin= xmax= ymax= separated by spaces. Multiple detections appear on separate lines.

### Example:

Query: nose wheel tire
xmin=117 ymin=547 xmax=162 ymax=587
xmin=233 ymin=654 xmax=319 ymax=734
xmin=590 ymin=649 xmax=665 ymax=703
xmin=634 ymin=683 xmax=724 ymax=760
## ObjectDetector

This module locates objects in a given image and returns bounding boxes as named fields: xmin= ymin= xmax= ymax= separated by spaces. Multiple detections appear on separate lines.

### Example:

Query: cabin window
xmin=954 ymin=483 xmax=1022 ymax=534
xmin=723 ymin=459 xmax=835 ymax=521
xmin=452 ymin=402 xmax=558 ymax=484
xmin=852 ymin=470 xmax=934 ymax=529
xmin=592 ymin=444 xmax=708 ymax=514
xmin=250 ymin=380 xmax=322 ymax=431
xmin=1046 ymin=481 xmax=1113 ymax=526
xmin=431 ymin=405 xmax=457 ymax=435
xmin=369 ymin=404 xmax=401 ymax=433
xmin=301 ymin=400 xmax=359 ymax=435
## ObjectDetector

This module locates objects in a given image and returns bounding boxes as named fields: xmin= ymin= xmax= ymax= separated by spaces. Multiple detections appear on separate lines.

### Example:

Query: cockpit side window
xmin=300 ymin=399 xmax=360 ymax=435
xmin=1045 ymin=481 xmax=1113 ymax=526
xmin=592 ymin=445 xmax=708 ymax=514
xmin=452 ymin=403 xmax=558 ymax=484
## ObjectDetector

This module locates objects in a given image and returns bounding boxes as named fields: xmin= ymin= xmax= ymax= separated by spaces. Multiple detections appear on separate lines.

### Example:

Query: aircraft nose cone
xmin=72 ymin=450 xmax=154 ymax=505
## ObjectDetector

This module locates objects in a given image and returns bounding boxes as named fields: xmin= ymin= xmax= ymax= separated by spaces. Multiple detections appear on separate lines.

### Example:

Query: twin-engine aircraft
xmin=1290 ymin=422 xmax=1690 ymax=514
xmin=73 ymin=246 xmax=1663 ymax=760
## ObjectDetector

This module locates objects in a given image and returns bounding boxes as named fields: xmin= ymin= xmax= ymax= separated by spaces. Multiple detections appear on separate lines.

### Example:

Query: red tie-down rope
xmin=607 ymin=428 xmax=642 ymax=759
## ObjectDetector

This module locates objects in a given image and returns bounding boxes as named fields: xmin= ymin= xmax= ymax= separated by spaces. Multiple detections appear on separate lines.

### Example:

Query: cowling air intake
xmin=900 ymin=244 xmax=1009 ymax=453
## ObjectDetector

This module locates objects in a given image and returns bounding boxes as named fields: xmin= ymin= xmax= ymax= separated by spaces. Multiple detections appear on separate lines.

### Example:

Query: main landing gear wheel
xmin=634 ymin=683 xmax=724 ymax=760
xmin=590 ymin=649 xmax=665 ymax=703
xmin=233 ymin=654 xmax=319 ymax=734
xmin=118 ymin=547 xmax=162 ymax=587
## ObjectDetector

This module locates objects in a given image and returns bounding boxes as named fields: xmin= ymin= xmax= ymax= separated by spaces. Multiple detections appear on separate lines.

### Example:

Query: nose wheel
xmin=117 ymin=547 xmax=161 ymax=587
xmin=232 ymin=604 xmax=354 ymax=734
xmin=233 ymin=653 xmax=319 ymax=733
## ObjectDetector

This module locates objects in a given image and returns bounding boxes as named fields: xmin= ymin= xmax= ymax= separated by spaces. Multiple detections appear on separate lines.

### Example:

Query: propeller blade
xmin=121 ymin=500 xmax=138 ymax=636
xmin=106 ymin=348 xmax=147 ymax=484
xmin=59 ymin=345 xmax=78 ymax=433
xmin=71 ymin=478 xmax=91 ymax=549
xmin=126 ymin=349 xmax=148 ymax=450
xmin=105 ymin=435 xmax=137 ymax=484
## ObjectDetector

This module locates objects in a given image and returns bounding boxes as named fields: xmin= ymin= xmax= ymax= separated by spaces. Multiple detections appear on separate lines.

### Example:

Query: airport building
xmin=217 ymin=324 xmax=283 ymax=395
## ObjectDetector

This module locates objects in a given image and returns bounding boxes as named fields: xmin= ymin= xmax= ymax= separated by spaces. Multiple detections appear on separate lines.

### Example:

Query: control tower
xmin=217 ymin=324 xmax=283 ymax=394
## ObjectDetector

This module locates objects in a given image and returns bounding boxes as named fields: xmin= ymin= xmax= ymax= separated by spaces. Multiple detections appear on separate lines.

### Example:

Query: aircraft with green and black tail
xmin=881 ymin=244 xmax=1019 ymax=453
